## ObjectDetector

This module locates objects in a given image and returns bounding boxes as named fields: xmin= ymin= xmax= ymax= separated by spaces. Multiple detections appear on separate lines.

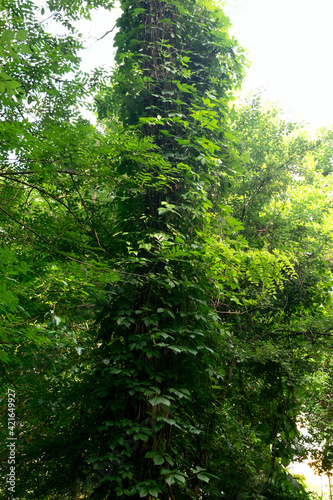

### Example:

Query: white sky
xmin=225 ymin=0 xmax=333 ymax=129
xmin=75 ymin=5 xmax=121 ymax=73
xmin=70 ymin=0 xmax=333 ymax=130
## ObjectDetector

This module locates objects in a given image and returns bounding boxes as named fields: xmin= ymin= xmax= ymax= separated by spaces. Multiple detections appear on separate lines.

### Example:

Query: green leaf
xmin=20 ymin=44 xmax=33 ymax=54
xmin=174 ymin=473 xmax=186 ymax=484
xmin=16 ymin=30 xmax=28 ymax=41
xmin=6 ymin=80 xmax=21 ymax=90
xmin=144 ymin=451 xmax=165 ymax=466
xmin=2 ymin=29 xmax=15 ymax=41
xmin=165 ymin=474 xmax=175 ymax=486
xmin=145 ymin=450 xmax=163 ymax=463
xmin=148 ymin=396 xmax=171 ymax=406
xmin=134 ymin=433 xmax=150 ymax=442
xmin=148 ymin=487 xmax=161 ymax=498
xmin=139 ymin=487 xmax=149 ymax=498
xmin=197 ymin=472 xmax=210 ymax=483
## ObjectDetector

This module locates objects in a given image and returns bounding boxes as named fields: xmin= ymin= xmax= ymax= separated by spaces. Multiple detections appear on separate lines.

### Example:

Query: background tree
xmin=212 ymin=93 xmax=333 ymax=498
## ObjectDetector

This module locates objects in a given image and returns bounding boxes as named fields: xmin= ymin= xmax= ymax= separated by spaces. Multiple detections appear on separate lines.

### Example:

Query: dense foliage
xmin=1 ymin=1 xmax=333 ymax=499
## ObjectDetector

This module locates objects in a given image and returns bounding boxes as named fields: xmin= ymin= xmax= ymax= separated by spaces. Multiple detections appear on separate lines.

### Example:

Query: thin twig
xmin=91 ymin=25 xmax=117 ymax=44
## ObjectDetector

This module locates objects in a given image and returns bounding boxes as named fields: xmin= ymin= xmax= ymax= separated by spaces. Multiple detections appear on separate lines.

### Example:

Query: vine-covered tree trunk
xmin=91 ymin=1 xmax=244 ymax=498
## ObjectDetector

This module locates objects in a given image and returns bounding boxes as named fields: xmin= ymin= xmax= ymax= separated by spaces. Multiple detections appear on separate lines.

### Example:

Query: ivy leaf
xmin=197 ymin=472 xmax=210 ymax=483
xmin=148 ymin=396 xmax=171 ymax=406
xmin=145 ymin=451 xmax=165 ymax=465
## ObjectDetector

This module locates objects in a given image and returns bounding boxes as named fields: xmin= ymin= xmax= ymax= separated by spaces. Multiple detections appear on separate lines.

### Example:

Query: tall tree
xmin=77 ymin=1 xmax=247 ymax=498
